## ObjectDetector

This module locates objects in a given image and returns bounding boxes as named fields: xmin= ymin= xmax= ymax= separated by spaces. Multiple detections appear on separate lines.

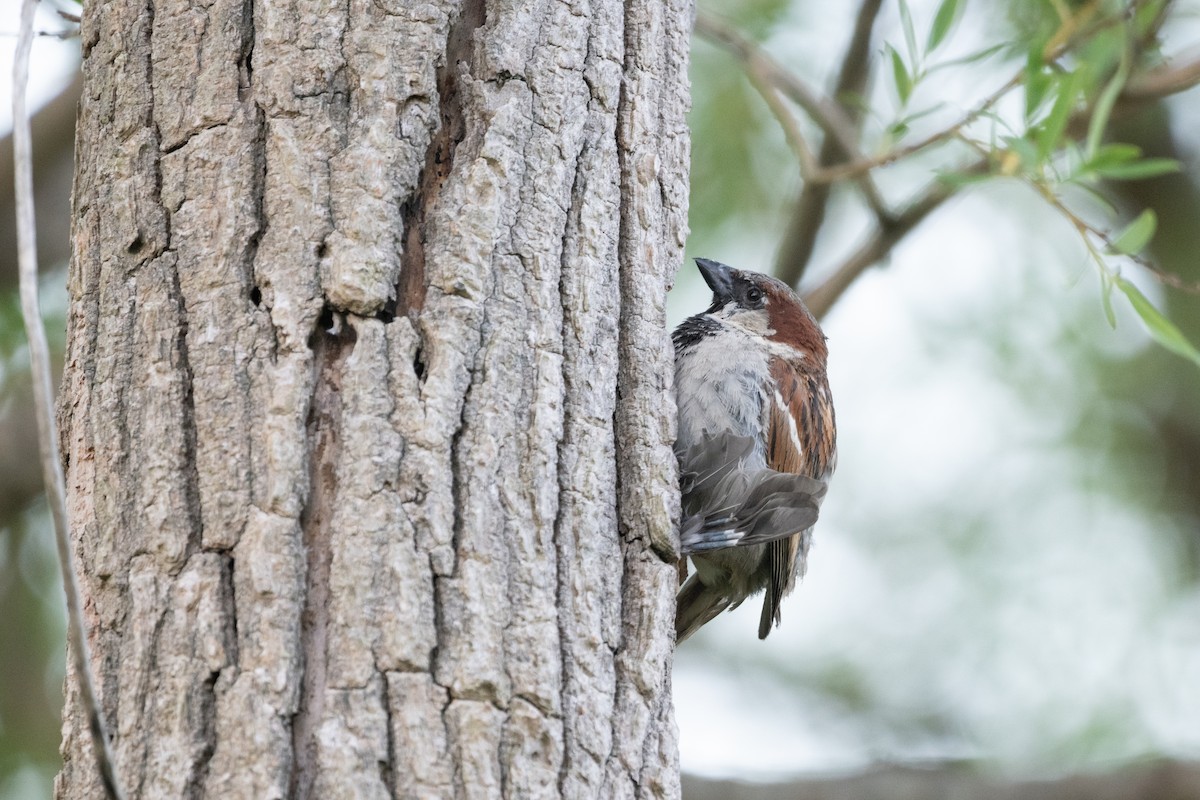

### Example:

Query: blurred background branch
xmin=695 ymin=0 xmax=1200 ymax=322
xmin=774 ymin=0 xmax=885 ymax=287
xmin=684 ymin=758 xmax=1200 ymax=800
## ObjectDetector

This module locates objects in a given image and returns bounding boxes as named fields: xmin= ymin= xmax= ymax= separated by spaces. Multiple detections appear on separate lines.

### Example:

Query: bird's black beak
xmin=694 ymin=258 xmax=734 ymax=304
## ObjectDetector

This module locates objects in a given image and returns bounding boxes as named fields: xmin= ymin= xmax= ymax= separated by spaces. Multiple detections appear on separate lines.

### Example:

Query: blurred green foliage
xmin=0 ymin=506 xmax=64 ymax=798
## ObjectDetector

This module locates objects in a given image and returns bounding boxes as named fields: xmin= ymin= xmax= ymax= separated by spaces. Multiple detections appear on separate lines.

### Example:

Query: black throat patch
xmin=673 ymin=314 xmax=723 ymax=353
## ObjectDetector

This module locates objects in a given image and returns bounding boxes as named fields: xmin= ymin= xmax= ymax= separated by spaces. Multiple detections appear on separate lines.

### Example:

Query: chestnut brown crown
xmin=694 ymin=257 xmax=827 ymax=367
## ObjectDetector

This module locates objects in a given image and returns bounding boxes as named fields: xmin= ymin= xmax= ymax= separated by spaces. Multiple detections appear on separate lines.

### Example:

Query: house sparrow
xmin=674 ymin=258 xmax=836 ymax=642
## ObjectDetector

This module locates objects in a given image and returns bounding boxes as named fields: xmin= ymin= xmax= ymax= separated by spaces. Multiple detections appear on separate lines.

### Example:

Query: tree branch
xmin=695 ymin=12 xmax=864 ymax=168
xmin=694 ymin=10 xmax=888 ymax=221
xmin=12 ymin=2 xmax=125 ymax=798
xmin=693 ymin=13 xmax=819 ymax=179
xmin=1121 ymin=54 xmax=1200 ymax=101
xmin=776 ymin=0 xmax=884 ymax=288
xmin=803 ymin=161 xmax=983 ymax=319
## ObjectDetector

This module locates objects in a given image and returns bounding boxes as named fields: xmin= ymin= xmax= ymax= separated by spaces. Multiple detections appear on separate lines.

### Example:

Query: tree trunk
xmin=56 ymin=0 xmax=690 ymax=797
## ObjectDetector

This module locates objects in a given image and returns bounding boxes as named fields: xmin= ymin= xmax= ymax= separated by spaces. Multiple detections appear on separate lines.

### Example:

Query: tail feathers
xmin=758 ymin=585 xmax=780 ymax=640
xmin=675 ymin=574 xmax=732 ymax=644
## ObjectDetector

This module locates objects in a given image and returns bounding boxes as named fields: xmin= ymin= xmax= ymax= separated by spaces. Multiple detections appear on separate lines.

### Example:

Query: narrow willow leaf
xmin=1069 ymin=181 xmax=1120 ymax=216
xmin=886 ymin=120 xmax=911 ymax=141
xmin=1093 ymin=158 xmax=1181 ymax=180
xmin=935 ymin=169 xmax=992 ymax=187
xmin=927 ymin=0 xmax=962 ymax=51
xmin=1116 ymin=277 xmax=1200 ymax=368
xmin=1110 ymin=209 xmax=1157 ymax=255
xmin=894 ymin=103 xmax=946 ymax=130
xmin=1099 ymin=270 xmax=1117 ymax=329
xmin=1085 ymin=49 xmax=1130 ymax=161
xmin=899 ymin=0 xmax=919 ymax=65
xmin=1037 ymin=71 xmax=1079 ymax=160
xmin=928 ymin=43 xmax=1006 ymax=73
xmin=1024 ymin=49 xmax=1051 ymax=120
xmin=889 ymin=44 xmax=913 ymax=104
xmin=1086 ymin=143 xmax=1142 ymax=170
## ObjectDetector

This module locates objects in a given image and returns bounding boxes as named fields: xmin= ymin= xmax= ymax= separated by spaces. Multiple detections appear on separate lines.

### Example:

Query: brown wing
xmin=758 ymin=358 xmax=836 ymax=639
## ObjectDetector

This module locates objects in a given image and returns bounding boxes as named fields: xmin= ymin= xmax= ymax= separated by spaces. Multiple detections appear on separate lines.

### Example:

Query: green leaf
xmin=1092 ymin=158 xmax=1181 ymax=181
xmin=889 ymin=44 xmax=913 ymax=104
xmin=928 ymin=43 xmax=1006 ymax=73
xmin=1085 ymin=49 xmax=1130 ymax=161
xmin=899 ymin=0 xmax=919 ymax=65
xmin=1024 ymin=50 xmax=1052 ymax=120
xmin=1086 ymin=143 xmax=1142 ymax=170
xmin=1116 ymin=277 xmax=1200 ymax=369
xmin=1037 ymin=71 xmax=1080 ymax=160
xmin=1109 ymin=209 xmax=1157 ymax=255
xmin=1068 ymin=181 xmax=1120 ymax=216
xmin=886 ymin=120 xmax=911 ymax=141
xmin=935 ymin=169 xmax=993 ymax=187
xmin=927 ymin=0 xmax=962 ymax=52
xmin=1099 ymin=270 xmax=1117 ymax=329
xmin=906 ymin=103 xmax=946 ymax=124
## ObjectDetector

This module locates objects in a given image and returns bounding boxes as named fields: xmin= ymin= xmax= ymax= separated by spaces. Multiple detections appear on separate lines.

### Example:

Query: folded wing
xmin=678 ymin=433 xmax=826 ymax=555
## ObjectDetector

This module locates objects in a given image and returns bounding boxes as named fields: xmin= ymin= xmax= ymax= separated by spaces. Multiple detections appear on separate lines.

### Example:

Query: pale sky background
xmin=672 ymin=0 xmax=1200 ymax=779
xmin=0 ymin=0 xmax=78 ymax=133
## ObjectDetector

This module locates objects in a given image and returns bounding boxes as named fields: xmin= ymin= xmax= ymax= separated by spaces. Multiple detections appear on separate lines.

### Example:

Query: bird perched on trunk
xmin=674 ymin=258 xmax=836 ymax=642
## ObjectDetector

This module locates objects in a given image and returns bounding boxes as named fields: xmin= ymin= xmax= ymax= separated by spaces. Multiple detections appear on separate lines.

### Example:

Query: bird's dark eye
xmin=744 ymin=286 xmax=764 ymax=306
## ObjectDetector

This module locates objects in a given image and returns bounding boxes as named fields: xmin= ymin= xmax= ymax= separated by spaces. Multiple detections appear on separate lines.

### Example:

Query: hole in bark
xmin=316 ymin=240 xmax=328 ymax=259
xmin=308 ymin=307 xmax=333 ymax=350
xmin=126 ymin=235 xmax=144 ymax=254
xmin=250 ymin=286 xmax=262 ymax=307
xmin=306 ymin=306 xmax=357 ymax=351
xmin=377 ymin=296 xmax=397 ymax=324
xmin=413 ymin=345 xmax=426 ymax=382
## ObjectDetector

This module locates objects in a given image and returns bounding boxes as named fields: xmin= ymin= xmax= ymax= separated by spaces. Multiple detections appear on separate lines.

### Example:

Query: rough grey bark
xmin=56 ymin=0 xmax=690 ymax=798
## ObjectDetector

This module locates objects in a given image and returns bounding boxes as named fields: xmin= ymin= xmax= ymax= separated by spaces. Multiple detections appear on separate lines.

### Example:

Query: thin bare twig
xmin=0 ymin=28 xmax=78 ymax=38
xmin=694 ymin=9 xmax=887 ymax=218
xmin=1051 ymin=190 xmax=1200 ymax=294
xmin=694 ymin=13 xmax=818 ymax=178
xmin=12 ymin=1 xmax=126 ymax=798
xmin=694 ymin=12 xmax=862 ymax=166
xmin=816 ymin=73 xmax=1023 ymax=183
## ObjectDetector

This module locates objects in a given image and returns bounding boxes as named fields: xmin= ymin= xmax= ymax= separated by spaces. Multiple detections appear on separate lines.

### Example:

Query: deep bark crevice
xmin=290 ymin=314 xmax=356 ymax=800
xmin=379 ymin=674 xmax=396 ymax=796
xmin=393 ymin=0 xmax=486 ymax=321
xmin=167 ymin=265 xmax=206 ymax=558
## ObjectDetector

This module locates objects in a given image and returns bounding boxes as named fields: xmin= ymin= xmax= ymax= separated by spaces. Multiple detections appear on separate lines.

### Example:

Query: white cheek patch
xmin=720 ymin=309 xmax=771 ymax=336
